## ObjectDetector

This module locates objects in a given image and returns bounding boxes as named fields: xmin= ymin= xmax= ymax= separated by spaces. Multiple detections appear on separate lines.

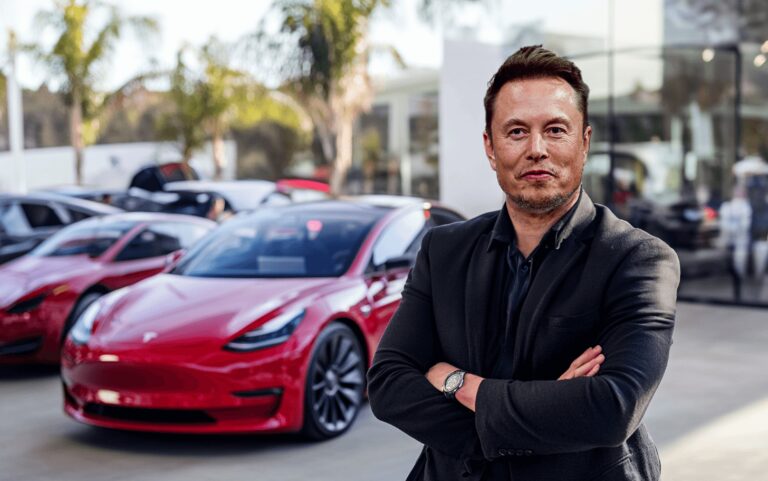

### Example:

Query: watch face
xmin=445 ymin=372 xmax=462 ymax=391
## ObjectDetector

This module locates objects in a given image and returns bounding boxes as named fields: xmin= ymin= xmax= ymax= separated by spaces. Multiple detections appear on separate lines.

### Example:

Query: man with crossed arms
xmin=368 ymin=46 xmax=680 ymax=481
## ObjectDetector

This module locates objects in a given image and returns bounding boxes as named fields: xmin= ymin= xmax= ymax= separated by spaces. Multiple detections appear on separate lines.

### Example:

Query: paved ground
xmin=1 ymin=302 xmax=767 ymax=481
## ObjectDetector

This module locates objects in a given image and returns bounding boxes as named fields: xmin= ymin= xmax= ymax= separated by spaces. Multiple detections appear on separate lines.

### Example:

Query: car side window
xmin=114 ymin=224 xmax=184 ymax=262
xmin=158 ymin=223 xmax=210 ymax=249
xmin=369 ymin=209 xmax=428 ymax=271
xmin=21 ymin=203 xmax=64 ymax=228
xmin=430 ymin=208 xmax=463 ymax=227
xmin=0 ymin=202 xmax=31 ymax=235
xmin=66 ymin=208 xmax=91 ymax=223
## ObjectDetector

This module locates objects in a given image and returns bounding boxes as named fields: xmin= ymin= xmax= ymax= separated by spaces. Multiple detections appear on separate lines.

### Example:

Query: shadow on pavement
xmin=65 ymin=427 xmax=318 ymax=457
xmin=0 ymin=364 xmax=60 ymax=380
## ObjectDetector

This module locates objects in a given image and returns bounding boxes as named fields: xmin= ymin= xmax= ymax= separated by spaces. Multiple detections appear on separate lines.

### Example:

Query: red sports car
xmin=61 ymin=197 xmax=464 ymax=439
xmin=0 ymin=213 xmax=215 ymax=363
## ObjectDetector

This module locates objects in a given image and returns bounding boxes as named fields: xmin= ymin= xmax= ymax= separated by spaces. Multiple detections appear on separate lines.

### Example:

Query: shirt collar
xmin=487 ymin=188 xmax=584 ymax=253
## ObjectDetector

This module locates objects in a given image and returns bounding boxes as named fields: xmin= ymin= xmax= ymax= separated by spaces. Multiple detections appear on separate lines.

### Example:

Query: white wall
xmin=439 ymin=38 xmax=506 ymax=218
xmin=0 ymin=140 xmax=237 ymax=193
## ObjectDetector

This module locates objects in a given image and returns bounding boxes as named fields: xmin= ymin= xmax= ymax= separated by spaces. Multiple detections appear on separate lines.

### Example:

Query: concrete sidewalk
xmin=645 ymin=302 xmax=768 ymax=481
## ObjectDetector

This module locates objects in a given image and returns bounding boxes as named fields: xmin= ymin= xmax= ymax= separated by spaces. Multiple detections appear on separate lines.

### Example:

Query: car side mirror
xmin=164 ymin=249 xmax=186 ymax=272
xmin=383 ymin=255 xmax=415 ymax=271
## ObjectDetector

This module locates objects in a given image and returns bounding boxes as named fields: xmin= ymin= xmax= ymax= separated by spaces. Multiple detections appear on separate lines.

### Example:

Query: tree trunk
xmin=330 ymin=113 xmax=354 ymax=196
xmin=212 ymin=129 xmax=225 ymax=181
xmin=70 ymin=90 xmax=85 ymax=185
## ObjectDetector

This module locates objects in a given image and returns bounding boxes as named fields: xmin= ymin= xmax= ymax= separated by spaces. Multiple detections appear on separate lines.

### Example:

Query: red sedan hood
xmin=93 ymin=274 xmax=333 ymax=348
xmin=0 ymin=256 xmax=98 ymax=308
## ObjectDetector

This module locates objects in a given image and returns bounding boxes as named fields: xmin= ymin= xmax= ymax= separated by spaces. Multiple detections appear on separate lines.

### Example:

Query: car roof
xmin=164 ymin=180 xmax=276 ymax=193
xmin=0 ymin=192 xmax=123 ymax=215
xmin=76 ymin=211 xmax=217 ymax=227
xmin=341 ymin=195 xmax=434 ymax=209
xmin=236 ymin=197 xmax=442 ymax=223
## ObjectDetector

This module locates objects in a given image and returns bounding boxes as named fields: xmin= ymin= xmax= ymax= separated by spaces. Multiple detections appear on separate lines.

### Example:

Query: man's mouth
xmin=521 ymin=170 xmax=555 ymax=180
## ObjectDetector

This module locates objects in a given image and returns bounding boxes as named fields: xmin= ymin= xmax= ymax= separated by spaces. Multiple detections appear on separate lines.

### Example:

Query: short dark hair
xmin=484 ymin=45 xmax=590 ymax=137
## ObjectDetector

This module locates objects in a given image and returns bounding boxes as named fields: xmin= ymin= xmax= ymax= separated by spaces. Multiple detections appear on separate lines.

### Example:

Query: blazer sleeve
xmin=474 ymin=237 xmax=680 ymax=458
xmin=367 ymin=229 xmax=484 ymax=461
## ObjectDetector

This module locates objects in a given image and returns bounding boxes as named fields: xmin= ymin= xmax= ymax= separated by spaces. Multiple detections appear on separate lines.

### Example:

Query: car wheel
xmin=61 ymin=292 xmax=103 ymax=343
xmin=302 ymin=322 xmax=365 ymax=440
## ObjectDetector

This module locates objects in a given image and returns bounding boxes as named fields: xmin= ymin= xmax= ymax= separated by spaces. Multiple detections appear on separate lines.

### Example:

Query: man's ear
xmin=583 ymin=125 xmax=592 ymax=153
xmin=483 ymin=130 xmax=497 ymax=172
xmin=582 ymin=125 xmax=592 ymax=163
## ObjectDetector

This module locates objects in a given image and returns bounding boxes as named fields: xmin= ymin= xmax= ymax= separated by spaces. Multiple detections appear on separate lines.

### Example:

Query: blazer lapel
xmin=464 ymin=233 xmax=505 ymax=375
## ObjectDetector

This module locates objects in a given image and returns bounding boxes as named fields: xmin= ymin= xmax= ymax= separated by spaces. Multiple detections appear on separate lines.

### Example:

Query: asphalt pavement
xmin=1 ymin=302 xmax=767 ymax=481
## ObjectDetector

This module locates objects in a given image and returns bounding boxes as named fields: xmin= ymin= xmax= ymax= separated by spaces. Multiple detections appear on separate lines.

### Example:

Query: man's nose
xmin=526 ymin=132 xmax=548 ymax=161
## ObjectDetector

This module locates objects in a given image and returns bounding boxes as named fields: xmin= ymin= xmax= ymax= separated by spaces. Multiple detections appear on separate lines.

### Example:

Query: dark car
xmin=0 ymin=212 xmax=215 ymax=363
xmin=0 ymin=193 xmax=122 ymax=265
xmin=129 ymin=162 xmax=200 ymax=192
xmin=62 ymin=197 xmax=463 ymax=439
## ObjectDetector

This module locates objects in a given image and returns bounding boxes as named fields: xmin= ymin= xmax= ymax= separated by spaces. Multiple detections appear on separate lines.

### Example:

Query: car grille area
xmin=83 ymin=403 xmax=216 ymax=424
xmin=0 ymin=336 xmax=43 ymax=356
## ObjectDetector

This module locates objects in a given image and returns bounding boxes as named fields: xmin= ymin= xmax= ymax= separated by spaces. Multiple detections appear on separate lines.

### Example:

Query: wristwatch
xmin=443 ymin=369 xmax=466 ymax=400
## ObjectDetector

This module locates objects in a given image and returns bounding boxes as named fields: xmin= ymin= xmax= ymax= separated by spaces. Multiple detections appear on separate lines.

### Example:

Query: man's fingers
xmin=571 ymin=345 xmax=602 ymax=368
xmin=558 ymin=347 xmax=605 ymax=381
xmin=585 ymin=363 xmax=600 ymax=377
xmin=573 ymin=354 xmax=605 ymax=377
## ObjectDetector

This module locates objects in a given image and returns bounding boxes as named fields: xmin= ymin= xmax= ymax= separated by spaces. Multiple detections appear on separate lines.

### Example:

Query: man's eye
xmin=549 ymin=127 xmax=566 ymax=134
xmin=509 ymin=128 xmax=525 ymax=136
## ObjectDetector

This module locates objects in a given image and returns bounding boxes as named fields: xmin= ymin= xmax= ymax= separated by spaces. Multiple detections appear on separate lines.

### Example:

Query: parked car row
xmin=43 ymin=162 xmax=331 ymax=221
xmin=0 ymin=194 xmax=464 ymax=440
xmin=0 ymin=193 xmax=123 ymax=264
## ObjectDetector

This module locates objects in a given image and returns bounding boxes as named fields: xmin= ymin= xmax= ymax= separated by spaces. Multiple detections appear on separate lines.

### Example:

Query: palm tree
xmin=250 ymin=0 xmax=390 ymax=194
xmin=158 ymin=39 xmax=311 ymax=179
xmin=155 ymin=49 xmax=208 ymax=167
xmin=25 ymin=0 xmax=157 ymax=184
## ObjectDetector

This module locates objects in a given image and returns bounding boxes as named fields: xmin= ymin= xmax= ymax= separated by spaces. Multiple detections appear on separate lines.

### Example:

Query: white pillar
xmin=7 ymin=30 xmax=26 ymax=194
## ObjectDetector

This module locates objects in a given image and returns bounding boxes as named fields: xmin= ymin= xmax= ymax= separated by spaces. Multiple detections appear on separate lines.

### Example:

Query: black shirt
xmin=486 ymin=193 xmax=583 ymax=379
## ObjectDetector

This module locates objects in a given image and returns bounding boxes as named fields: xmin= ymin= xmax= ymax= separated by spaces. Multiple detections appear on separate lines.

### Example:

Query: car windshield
xmin=174 ymin=209 xmax=378 ymax=278
xmin=31 ymin=220 xmax=135 ymax=258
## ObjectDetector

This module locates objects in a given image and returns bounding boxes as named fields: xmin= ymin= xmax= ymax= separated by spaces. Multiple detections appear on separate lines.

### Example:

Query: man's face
xmin=483 ymin=77 xmax=591 ymax=214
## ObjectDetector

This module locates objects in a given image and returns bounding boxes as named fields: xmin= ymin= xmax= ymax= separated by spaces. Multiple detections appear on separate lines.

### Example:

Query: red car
xmin=0 ymin=213 xmax=215 ymax=363
xmin=61 ymin=197 xmax=463 ymax=439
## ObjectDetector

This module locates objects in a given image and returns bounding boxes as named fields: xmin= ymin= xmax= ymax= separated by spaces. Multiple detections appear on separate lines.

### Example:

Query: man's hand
xmin=558 ymin=345 xmax=604 ymax=380
xmin=425 ymin=346 xmax=605 ymax=412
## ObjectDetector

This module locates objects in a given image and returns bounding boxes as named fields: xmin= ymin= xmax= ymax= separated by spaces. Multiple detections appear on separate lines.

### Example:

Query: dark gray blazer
xmin=367 ymin=193 xmax=680 ymax=481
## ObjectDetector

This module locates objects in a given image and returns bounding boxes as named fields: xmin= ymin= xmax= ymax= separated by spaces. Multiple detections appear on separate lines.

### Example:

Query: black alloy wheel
xmin=302 ymin=322 xmax=365 ymax=440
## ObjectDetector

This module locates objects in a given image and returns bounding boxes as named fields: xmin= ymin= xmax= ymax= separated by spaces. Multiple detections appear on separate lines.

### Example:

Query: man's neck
xmin=506 ymin=191 xmax=579 ymax=258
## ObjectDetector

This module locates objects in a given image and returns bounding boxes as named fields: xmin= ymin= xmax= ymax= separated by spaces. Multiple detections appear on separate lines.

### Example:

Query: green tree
xmin=155 ymin=49 xmax=208 ymax=167
xmin=251 ymin=0 xmax=391 ymax=194
xmin=158 ymin=39 xmax=310 ymax=179
xmin=25 ymin=0 xmax=157 ymax=184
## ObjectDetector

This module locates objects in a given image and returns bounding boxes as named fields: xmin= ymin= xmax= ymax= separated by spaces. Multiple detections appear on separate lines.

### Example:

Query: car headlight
xmin=69 ymin=300 xmax=103 ymax=346
xmin=225 ymin=308 xmax=306 ymax=352
xmin=7 ymin=293 xmax=47 ymax=314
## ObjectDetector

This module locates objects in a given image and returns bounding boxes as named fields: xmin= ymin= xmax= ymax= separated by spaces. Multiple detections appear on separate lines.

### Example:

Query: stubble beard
xmin=509 ymin=184 xmax=581 ymax=214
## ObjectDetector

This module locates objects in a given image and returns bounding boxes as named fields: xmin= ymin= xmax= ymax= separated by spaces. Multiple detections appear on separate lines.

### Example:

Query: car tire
xmin=302 ymin=322 xmax=365 ymax=441
xmin=61 ymin=292 xmax=103 ymax=343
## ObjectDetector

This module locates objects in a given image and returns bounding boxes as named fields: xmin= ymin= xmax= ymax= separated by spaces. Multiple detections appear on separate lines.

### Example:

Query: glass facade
xmin=352 ymin=78 xmax=440 ymax=199
xmin=579 ymin=44 xmax=768 ymax=306
xmin=408 ymin=91 xmax=439 ymax=199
